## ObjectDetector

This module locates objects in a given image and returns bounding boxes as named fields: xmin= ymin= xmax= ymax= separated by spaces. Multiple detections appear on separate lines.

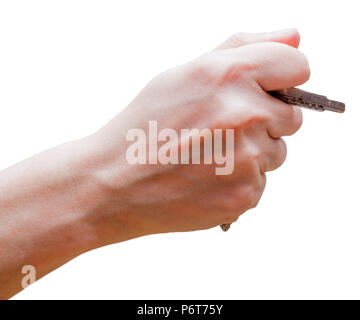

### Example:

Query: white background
xmin=0 ymin=0 xmax=358 ymax=299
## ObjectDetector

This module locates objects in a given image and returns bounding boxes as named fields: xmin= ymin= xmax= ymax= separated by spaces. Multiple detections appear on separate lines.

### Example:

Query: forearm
xmin=0 ymin=137 xmax=118 ymax=299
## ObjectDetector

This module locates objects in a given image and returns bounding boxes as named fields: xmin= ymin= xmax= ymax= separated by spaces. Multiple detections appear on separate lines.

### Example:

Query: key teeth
xmin=269 ymin=88 xmax=346 ymax=114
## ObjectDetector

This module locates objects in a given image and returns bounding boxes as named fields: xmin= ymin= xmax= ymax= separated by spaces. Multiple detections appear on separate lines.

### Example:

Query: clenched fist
xmin=88 ymin=28 xmax=310 ymax=240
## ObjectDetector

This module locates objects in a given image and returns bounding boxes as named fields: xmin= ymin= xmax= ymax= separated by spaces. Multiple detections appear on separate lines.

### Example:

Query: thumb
xmin=214 ymin=28 xmax=300 ymax=51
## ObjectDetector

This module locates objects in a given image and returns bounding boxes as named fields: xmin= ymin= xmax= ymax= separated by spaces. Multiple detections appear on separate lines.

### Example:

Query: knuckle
xmin=296 ymin=51 xmax=311 ymax=83
xmin=240 ymin=143 xmax=261 ymax=171
xmin=221 ymin=58 xmax=256 ymax=85
xmin=249 ymin=195 xmax=260 ymax=209
xmin=287 ymin=49 xmax=311 ymax=85
xmin=227 ymin=32 xmax=248 ymax=47
xmin=188 ymin=54 xmax=222 ymax=86
xmin=277 ymin=138 xmax=287 ymax=165
xmin=288 ymin=105 xmax=303 ymax=133
xmin=244 ymin=186 xmax=257 ymax=207
xmin=191 ymin=51 xmax=257 ymax=88
xmin=249 ymin=174 xmax=266 ymax=208
xmin=252 ymin=172 xmax=265 ymax=192
xmin=266 ymin=42 xmax=311 ymax=84
xmin=243 ymin=184 xmax=260 ymax=209
xmin=242 ymin=112 xmax=268 ymax=130
xmin=271 ymin=139 xmax=287 ymax=170
xmin=249 ymin=177 xmax=265 ymax=209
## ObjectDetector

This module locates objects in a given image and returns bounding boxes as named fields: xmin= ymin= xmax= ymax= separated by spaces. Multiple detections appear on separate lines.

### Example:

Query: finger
xmin=235 ymin=42 xmax=310 ymax=91
xmin=214 ymin=28 xmax=300 ymax=51
xmin=206 ymin=174 xmax=266 ymax=219
xmin=259 ymin=137 xmax=287 ymax=173
xmin=246 ymin=91 xmax=303 ymax=138
xmin=241 ymin=127 xmax=288 ymax=173
xmin=265 ymin=98 xmax=303 ymax=138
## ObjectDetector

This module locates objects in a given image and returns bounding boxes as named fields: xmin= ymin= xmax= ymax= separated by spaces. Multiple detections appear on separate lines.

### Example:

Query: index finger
xmin=235 ymin=42 xmax=311 ymax=91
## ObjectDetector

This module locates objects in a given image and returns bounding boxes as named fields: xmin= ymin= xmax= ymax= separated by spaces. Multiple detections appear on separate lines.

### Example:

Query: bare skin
xmin=0 ymin=29 xmax=309 ymax=299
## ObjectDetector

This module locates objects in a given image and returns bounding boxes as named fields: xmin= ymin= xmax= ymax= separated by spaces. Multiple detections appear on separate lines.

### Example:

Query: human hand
xmin=88 ymin=29 xmax=310 ymax=242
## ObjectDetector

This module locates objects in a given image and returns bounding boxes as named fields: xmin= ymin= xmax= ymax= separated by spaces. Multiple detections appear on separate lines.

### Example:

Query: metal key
xmin=220 ymin=87 xmax=345 ymax=232
xmin=268 ymin=88 xmax=345 ymax=113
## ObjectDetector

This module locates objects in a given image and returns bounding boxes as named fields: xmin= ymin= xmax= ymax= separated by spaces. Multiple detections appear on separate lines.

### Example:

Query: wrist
xmin=70 ymin=134 xmax=149 ymax=247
